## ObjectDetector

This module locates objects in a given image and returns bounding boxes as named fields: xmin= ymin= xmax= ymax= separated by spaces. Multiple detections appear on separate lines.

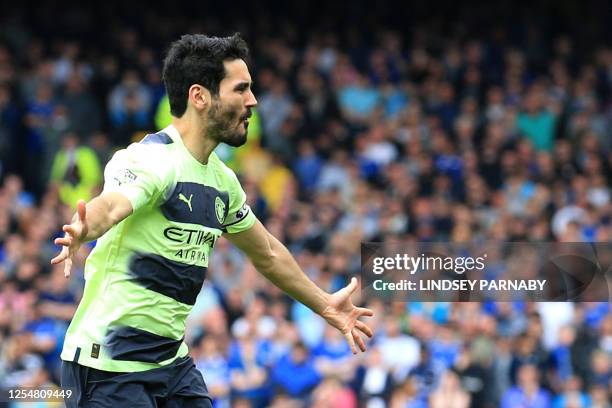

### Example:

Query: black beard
xmin=207 ymin=101 xmax=247 ymax=147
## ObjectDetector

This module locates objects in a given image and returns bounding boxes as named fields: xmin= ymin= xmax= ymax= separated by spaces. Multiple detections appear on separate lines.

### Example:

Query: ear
xmin=187 ymin=84 xmax=211 ymax=111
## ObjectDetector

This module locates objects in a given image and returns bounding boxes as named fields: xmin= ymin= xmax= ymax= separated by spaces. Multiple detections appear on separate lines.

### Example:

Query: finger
xmin=51 ymin=247 xmax=70 ymax=265
xmin=54 ymin=237 xmax=72 ymax=246
xmin=347 ymin=277 xmax=358 ymax=295
xmin=77 ymin=199 xmax=87 ymax=223
xmin=344 ymin=331 xmax=357 ymax=355
xmin=332 ymin=277 xmax=358 ymax=302
xmin=64 ymin=258 xmax=72 ymax=278
xmin=63 ymin=224 xmax=80 ymax=238
xmin=357 ymin=307 xmax=374 ymax=317
xmin=352 ymin=329 xmax=366 ymax=352
xmin=355 ymin=320 xmax=374 ymax=338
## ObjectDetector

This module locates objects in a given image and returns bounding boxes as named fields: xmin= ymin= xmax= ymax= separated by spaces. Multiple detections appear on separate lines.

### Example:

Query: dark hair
xmin=162 ymin=33 xmax=249 ymax=117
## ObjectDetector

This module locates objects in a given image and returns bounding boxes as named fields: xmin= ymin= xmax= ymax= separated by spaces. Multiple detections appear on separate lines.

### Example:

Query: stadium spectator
xmin=429 ymin=369 xmax=471 ymax=408
xmin=501 ymin=364 xmax=552 ymax=408
xmin=271 ymin=341 xmax=321 ymax=398
xmin=48 ymin=132 xmax=102 ymax=207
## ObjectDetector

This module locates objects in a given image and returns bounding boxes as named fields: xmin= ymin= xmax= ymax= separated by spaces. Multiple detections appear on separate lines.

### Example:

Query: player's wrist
xmin=315 ymin=292 xmax=333 ymax=317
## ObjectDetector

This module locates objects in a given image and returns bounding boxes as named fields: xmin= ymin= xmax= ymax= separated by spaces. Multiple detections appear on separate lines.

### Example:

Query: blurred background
xmin=0 ymin=0 xmax=611 ymax=406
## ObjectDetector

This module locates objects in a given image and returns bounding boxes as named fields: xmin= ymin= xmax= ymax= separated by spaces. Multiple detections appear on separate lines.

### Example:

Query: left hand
xmin=320 ymin=277 xmax=374 ymax=354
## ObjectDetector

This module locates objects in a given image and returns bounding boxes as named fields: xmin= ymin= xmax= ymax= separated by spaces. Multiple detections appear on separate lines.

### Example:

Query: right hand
xmin=319 ymin=277 xmax=374 ymax=354
xmin=51 ymin=200 xmax=88 ymax=278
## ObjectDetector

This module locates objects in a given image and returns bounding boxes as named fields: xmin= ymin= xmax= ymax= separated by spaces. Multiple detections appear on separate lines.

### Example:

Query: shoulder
xmin=139 ymin=131 xmax=174 ymax=146
xmin=107 ymin=133 xmax=177 ymax=178
xmin=122 ymin=132 xmax=176 ymax=161
xmin=131 ymin=131 xmax=176 ymax=153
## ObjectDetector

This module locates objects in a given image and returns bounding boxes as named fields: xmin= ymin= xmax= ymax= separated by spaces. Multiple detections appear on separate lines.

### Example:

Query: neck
xmin=172 ymin=114 xmax=217 ymax=165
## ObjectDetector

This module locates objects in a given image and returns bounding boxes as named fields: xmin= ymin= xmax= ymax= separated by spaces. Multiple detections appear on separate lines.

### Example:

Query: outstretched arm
xmin=225 ymin=220 xmax=374 ymax=353
xmin=50 ymin=192 xmax=133 ymax=277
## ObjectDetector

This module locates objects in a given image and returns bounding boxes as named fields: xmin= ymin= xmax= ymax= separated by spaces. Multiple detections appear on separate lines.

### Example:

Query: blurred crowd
xmin=0 ymin=1 xmax=611 ymax=407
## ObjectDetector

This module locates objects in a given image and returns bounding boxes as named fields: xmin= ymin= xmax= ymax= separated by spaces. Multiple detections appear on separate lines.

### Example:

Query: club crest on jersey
xmin=215 ymin=196 xmax=226 ymax=224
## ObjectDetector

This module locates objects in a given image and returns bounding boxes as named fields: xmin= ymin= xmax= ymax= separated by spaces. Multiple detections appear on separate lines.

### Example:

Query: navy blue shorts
xmin=61 ymin=355 xmax=212 ymax=408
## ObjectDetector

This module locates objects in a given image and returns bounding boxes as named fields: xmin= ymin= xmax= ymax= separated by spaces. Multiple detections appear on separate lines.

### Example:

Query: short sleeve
xmin=222 ymin=170 xmax=256 ymax=234
xmin=103 ymin=145 xmax=170 ymax=212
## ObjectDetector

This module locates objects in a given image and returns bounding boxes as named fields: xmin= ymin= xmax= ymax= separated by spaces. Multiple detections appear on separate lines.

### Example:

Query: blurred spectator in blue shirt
xmin=228 ymin=337 xmax=271 ymax=407
xmin=501 ymin=364 xmax=552 ymax=408
xmin=271 ymin=341 xmax=321 ymax=398
xmin=552 ymin=376 xmax=591 ymax=408
xmin=108 ymin=69 xmax=152 ymax=145
xmin=338 ymin=74 xmax=381 ymax=124
xmin=194 ymin=335 xmax=231 ymax=408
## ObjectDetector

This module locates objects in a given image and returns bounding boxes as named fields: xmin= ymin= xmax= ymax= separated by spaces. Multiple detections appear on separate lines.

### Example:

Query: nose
xmin=245 ymin=90 xmax=257 ymax=108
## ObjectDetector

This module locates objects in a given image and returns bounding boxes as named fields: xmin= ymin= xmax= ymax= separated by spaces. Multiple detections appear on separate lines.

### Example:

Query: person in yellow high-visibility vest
xmin=49 ymin=132 xmax=102 ymax=208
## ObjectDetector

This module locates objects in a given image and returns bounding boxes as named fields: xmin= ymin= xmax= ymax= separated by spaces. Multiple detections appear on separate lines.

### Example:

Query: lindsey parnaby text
xmin=372 ymin=279 xmax=547 ymax=292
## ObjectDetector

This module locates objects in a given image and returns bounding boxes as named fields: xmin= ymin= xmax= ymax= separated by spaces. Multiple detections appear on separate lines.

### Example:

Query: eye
xmin=235 ymin=82 xmax=251 ymax=94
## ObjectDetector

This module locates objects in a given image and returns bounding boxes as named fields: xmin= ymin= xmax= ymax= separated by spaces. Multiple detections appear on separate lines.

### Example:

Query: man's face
xmin=206 ymin=59 xmax=257 ymax=147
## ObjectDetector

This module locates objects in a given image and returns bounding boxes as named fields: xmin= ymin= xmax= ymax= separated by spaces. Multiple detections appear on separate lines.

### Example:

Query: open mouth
xmin=240 ymin=111 xmax=251 ymax=128
xmin=240 ymin=109 xmax=251 ymax=120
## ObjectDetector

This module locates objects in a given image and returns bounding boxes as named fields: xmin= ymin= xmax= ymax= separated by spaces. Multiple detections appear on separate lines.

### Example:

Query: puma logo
xmin=178 ymin=193 xmax=193 ymax=212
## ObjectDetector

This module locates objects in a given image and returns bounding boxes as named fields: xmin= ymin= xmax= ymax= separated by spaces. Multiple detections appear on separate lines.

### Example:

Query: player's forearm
xmin=68 ymin=196 xmax=113 ymax=241
xmin=74 ymin=194 xmax=131 ymax=242
xmin=253 ymin=235 xmax=330 ymax=315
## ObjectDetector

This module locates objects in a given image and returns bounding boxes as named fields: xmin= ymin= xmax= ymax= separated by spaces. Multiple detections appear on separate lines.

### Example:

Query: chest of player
xmin=161 ymin=181 xmax=230 ymax=230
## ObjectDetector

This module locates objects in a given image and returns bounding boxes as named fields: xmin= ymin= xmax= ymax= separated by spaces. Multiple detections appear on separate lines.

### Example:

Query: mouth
xmin=240 ymin=111 xmax=251 ymax=128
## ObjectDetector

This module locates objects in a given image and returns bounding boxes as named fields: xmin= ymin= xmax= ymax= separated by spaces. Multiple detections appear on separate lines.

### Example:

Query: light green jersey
xmin=60 ymin=125 xmax=256 ymax=372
